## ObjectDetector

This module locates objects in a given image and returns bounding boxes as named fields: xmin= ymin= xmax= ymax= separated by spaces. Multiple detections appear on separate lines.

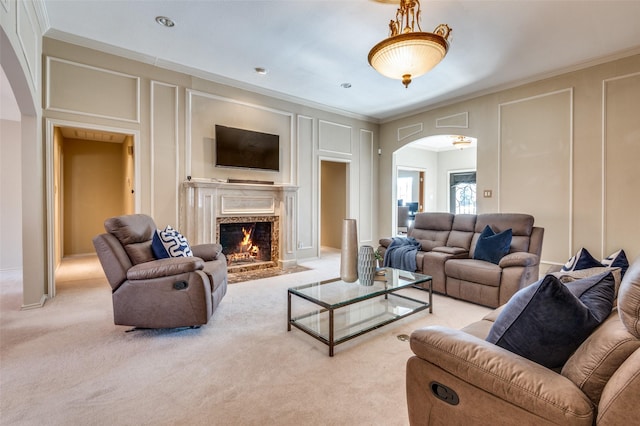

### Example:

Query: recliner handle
xmin=430 ymin=381 xmax=459 ymax=405
xmin=173 ymin=281 xmax=188 ymax=290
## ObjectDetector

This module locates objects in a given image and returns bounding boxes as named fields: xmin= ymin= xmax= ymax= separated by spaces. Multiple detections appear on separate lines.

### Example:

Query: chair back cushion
xmin=104 ymin=214 xmax=157 ymax=264
xmin=410 ymin=213 xmax=454 ymax=251
xmin=471 ymin=214 xmax=534 ymax=257
xmin=561 ymin=311 xmax=639 ymax=406
xmin=444 ymin=214 xmax=476 ymax=250
xmin=618 ymin=256 xmax=640 ymax=338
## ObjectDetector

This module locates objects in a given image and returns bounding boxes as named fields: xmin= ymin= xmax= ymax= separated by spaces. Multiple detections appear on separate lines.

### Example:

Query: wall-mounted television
xmin=215 ymin=125 xmax=279 ymax=172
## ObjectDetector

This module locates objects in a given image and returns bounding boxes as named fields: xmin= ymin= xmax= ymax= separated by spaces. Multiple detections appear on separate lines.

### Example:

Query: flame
xmin=240 ymin=227 xmax=259 ymax=256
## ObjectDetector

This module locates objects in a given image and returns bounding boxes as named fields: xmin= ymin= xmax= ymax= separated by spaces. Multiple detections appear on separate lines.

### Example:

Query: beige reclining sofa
xmin=406 ymin=256 xmax=640 ymax=425
xmin=378 ymin=213 xmax=544 ymax=308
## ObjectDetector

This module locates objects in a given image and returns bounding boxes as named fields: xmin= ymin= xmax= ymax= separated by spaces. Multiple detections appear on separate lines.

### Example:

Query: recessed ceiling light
xmin=254 ymin=67 xmax=268 ymax=75
xmin=340 ymin=83 xmax=352 ymax=89
xmin=155 ymin=16 xmax=175 ymax=27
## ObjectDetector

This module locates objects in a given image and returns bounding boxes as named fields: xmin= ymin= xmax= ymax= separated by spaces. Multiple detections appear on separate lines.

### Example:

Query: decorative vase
xmin=357 ymin=245 xmax=376 ymax=286
xmin=340 ymin=219 xmax=358 ymax=282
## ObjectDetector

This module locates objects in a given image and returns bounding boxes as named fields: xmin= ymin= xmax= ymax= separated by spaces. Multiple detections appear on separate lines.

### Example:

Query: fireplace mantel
xmin=183 ymin=179 xmax=299 ymax=269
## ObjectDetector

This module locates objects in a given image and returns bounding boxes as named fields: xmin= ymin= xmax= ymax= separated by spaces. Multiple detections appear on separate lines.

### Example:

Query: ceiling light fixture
xmin=340 ymin=83 xmax=352 ymax=89
xmin=254 ymin=67 xmax=268 ymax=75
xmin=155 ymin=16 xmax=175 ymax=27
xmin=368 ymin=0 xmax=451 ymax=88
xmin=452 ymin=135 xmax=472 ymax=149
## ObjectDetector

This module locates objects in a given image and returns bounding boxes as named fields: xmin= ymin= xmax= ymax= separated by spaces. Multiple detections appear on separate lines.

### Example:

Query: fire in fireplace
xmin=217 ymin=216 xmax=279 ymax=272
xmin=221 ymin=223 xmax=271 ymax=264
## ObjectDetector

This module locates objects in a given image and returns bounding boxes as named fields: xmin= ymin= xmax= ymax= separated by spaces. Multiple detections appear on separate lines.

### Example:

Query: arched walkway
xmin=1 ymin=26 xmax=47 ymax=309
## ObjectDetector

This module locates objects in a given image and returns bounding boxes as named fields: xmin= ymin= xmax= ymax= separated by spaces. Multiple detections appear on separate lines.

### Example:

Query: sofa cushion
xmin=473 ymin=225 xmax=512 ymax=264
xmin=445 ymin=258 xmax=502 ymax=287
xmin=486 ymin=271 xmax=616 ymax=369
xmin=152 ymin=226 xmax=194 ymax=258
xmin=561 ymin=312 xmax=640 ymax=406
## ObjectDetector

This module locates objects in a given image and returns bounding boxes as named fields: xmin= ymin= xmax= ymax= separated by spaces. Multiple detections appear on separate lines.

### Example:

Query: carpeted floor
xmin=0 ymin=249 xmax=491 ymax=426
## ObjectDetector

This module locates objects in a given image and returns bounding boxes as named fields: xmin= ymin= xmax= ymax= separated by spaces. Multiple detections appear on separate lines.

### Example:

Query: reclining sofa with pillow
xmin=378 ymin=212 xmax=544 ymax=308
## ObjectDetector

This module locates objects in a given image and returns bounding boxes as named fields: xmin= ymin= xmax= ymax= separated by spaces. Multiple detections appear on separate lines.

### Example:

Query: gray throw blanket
xmin=383 ymin=237 xmax=421 ymax=272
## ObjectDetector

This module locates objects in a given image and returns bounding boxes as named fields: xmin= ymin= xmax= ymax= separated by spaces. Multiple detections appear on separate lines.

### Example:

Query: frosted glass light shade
xmin=368 ymin=32 xmax=449 ymax=87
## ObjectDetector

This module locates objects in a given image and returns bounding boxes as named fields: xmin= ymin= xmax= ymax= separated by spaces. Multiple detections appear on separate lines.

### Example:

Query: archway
xmin=1 ymin=27 xmax=47 ymax=309
xmin=391 ymin=134 xmax=477 ymax=233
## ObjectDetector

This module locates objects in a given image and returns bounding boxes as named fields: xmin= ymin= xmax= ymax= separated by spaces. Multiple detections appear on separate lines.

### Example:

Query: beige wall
xmin=42 ymin=38 xmax=379 ymax=265
xmin=379 ymin=55 xmax=640 ymax=266
xmin=62 ymin=138 xmax=125 ymax=255
xmin=0 ymin=118 xmax=23 ymax=271
xmin=320 ymin=161 xmax=347 ymax=249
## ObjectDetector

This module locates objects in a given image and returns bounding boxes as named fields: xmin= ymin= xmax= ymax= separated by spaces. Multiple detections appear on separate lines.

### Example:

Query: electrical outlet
xmin=483 ymin=190 xmax=492 ymax=198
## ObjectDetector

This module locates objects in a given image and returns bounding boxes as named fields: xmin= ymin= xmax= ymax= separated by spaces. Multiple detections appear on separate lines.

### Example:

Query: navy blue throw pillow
xmin=601 ymin=249 xmax=629 ymax=278
xmin=486 ymin=271 xmax=615 ymax=369
xmin=561 ymin=248 xmax=603 ymax=271
xmin=473 ymin=225 xmax=512 ymax=264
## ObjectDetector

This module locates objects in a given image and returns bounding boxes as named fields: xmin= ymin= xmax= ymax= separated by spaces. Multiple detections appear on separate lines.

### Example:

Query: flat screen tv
xmin=215 ymin=125 xmax=279 ymax=172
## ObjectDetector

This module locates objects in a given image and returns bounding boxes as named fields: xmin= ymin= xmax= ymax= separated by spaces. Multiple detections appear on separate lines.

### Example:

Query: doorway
xmin=449 ymin=171 xmax=477 ymax=214
xmin=319 ymin=160 xmax=348 ymax=252
xmin=48 ymin=122 xmax=138 ymax=296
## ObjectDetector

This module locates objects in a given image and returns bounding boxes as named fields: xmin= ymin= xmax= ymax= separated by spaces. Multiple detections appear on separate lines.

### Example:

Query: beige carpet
xmin=0 ymin=250 xmax=490 ymax=426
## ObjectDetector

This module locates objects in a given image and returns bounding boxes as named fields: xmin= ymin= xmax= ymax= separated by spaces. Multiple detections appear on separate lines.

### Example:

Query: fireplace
xmin=216 ymin=216 xmax=279 ymax=273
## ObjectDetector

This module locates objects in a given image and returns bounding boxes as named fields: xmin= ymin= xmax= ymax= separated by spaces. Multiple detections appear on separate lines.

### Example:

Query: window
xmin=450 ymin=172 xmax=476 ymax=214
xmin=397 ymin=177 xmax=413 ymax=204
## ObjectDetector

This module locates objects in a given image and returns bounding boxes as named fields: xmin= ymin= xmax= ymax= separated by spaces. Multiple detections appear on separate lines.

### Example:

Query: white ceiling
xmin=23 ymin=1 xmax=640 ymax=122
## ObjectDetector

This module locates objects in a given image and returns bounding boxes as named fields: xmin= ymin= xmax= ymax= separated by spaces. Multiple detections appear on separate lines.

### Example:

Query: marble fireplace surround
xmin=183 ymin=179 xmax=298 ymax=269
xmin=217 ymin=215 xmax=279 ymax=273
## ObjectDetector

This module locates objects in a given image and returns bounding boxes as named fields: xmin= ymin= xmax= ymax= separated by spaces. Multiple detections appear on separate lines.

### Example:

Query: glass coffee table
xmin=287 ymin=268 xmax=432 ymax=356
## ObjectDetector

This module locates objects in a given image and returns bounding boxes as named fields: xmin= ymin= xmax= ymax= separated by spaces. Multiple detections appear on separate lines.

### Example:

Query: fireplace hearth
xmin=216 ymin=216 xmax=279 ymax=273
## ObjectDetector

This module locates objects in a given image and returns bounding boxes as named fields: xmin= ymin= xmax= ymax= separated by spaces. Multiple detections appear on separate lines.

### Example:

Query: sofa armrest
xmin=379 ymin=238 xmax=392 ymax=248
xmin=127 ymin=257 xmax=205 ymax=280
xmin=410 ymin=326 xmax=594 ymax=420
xmin=432 ymin=246 xmax=468 ymax=256
xmin=191 ymin=243 xmax=222 ymax=261
xmin=498 ymin=252 xmax=539 ymax=268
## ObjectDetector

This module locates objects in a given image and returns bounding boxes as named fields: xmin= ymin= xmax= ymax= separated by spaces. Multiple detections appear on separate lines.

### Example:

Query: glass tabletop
xmin=288 ymin=268 xmax=431 ymax=309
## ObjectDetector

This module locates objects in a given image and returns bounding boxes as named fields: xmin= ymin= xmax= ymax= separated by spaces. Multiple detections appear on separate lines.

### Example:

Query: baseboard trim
xmin=21 ymin=295 xmax=48 ymax=310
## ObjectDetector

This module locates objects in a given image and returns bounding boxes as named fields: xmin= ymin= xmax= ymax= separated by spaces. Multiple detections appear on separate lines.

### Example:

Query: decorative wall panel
xmin=46 ymin=57 xmax=140 ymax=122
xmin=319 ymin=120 xmax=352 ymax=154
xmin=297 ymin=115 xmax=315 ymax=250
xmin=359 ymin=129 xmax=374 ymax=243
xmin=17 ymin=1 xmax=38 ymax=86
xmin=151 ymin=81 xmax=179 ymax=226
xmin=436 ymin=112 xmax=468 ymax=128
xmin=186 ymin=90 xmax=293 ymax=183
xmin=397 ymin=123 xmax=423 ymax=141
xmin=603 ymin=73 xmax=640 ymax=260
xmin=499 ymin=89 xmax=572 ymax=263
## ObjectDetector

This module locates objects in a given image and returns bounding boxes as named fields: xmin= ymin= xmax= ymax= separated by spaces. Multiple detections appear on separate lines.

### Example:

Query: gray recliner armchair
xmin=92 ymin=214 xmax=227 ymax=329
